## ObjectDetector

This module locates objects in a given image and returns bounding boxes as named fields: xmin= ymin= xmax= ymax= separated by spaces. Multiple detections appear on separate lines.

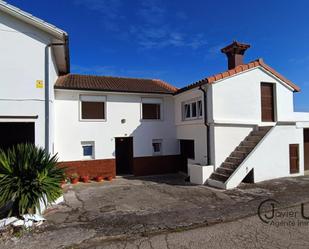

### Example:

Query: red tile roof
xmin=176 ymin=58 xmax=300 ymax=94
xmin=55 ymin=74 xmax=178 ymax=94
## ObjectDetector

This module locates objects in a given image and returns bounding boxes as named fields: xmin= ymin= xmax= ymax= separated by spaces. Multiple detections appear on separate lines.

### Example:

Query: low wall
xmin=133 ymin=155 xmax=184 ymax=176
xmin=58 ymin=159 xmax=116 ymax=178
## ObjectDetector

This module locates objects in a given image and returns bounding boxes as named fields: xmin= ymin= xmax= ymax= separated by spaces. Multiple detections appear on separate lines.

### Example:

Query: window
xmin=152 ymin=139 xmax=162 ymax=155
xmin=80 ymin=95 xmax=106 ymax=120
xmin=81 ymin=141 xmax=95 ymax=159
xmin=182 ymin=99 xmax=203 ymax=120
xmin=142 ymin=103 xmax=161 ymax=119
xmin=141 ymin=98 xmax=162 ymax=120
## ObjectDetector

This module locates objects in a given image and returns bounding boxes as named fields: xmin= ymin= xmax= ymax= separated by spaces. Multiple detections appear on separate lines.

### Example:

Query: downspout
xmin=44 ymin=41 xmax=67 ymax=153
xmin=199 ymin=85 xmax=211 ymax=165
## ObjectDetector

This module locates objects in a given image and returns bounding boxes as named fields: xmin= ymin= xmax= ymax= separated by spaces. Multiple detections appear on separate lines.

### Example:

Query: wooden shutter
xmin=81 ymin=102 xmax=105 ymax=119
xmin=289 ymin=144 xmax=299 ymax=174
xmin=142 ymin=103 xmax=160 ymax=119
xmin=261 ymin=83 xmax=275 ymax=122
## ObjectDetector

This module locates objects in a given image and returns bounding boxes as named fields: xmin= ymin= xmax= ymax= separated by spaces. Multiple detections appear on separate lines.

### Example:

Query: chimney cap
xmin=221 ymin=41 xmax=250 ymax=54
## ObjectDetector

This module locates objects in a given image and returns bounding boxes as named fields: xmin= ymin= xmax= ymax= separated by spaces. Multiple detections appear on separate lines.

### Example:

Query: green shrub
xmin=0 ymin=144 xmax=65 ymax=217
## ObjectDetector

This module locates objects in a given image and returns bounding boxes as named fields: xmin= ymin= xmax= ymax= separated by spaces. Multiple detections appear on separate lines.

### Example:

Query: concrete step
xmin=216 ymin=167 xmax=234 ymax=176
xmin=250 ymin=130 xmax=268 ymax=137
xmin=246 ymin=135 xmax=263 ymax=142
xmin=207 ymin=178 xmax=226 ymax=189
xmin=230 ymin=150 xmax=249 ymax=159
xmin=236 ymin=145 xmax=254 ymax=153
xmin=258 ymin=126 xmax=273 ymax=132
xmin=225 ymin=156 xmax=243 ymax=165
xmin=209 ymin=172 xmax=229 ymax=182
xmin=240 ymin=140 xmax=258 ymax=147
xmin=222 ymin=161 xmax=239 ymax=170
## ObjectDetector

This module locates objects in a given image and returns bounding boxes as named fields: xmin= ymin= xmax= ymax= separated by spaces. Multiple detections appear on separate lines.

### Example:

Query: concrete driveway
xmin=2 ymin=174 xmax=309 ymax=248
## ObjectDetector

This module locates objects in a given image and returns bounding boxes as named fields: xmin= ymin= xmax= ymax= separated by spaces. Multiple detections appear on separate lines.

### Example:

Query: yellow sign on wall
xmin=36 ymin=80 xmax=44 ymax=89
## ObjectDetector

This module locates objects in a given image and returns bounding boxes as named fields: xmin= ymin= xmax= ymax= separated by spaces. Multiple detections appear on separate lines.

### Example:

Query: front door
xmin=289 ymin=144 xmax=299 ymax=174
xmin=304 ymin=129 xmax=309 ymax=171
xmin=261 ymin=83 xmax=275 ymax=122
xmin=180 ymin=139 xmax=195 ymax=174
xmin=115 ymin=137 xmax=133 ymax=175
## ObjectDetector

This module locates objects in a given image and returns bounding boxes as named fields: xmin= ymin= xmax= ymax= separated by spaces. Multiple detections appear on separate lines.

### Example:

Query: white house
xmin=1 ymin=1 xmax=309 ymax=189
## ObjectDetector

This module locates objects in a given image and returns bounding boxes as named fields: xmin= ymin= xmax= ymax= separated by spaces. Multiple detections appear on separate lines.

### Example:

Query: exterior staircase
xmin=207 ymin=126 xmax=272 ymax=189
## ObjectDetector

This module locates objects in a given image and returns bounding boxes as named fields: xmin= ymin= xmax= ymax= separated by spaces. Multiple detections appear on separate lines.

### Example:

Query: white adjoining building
xmin=1 ymin=1 xmax=309 ymax=189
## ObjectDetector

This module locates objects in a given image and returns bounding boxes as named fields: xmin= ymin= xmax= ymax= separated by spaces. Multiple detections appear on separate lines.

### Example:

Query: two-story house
xmin=1 ymin=1 xmax=309 ymax=189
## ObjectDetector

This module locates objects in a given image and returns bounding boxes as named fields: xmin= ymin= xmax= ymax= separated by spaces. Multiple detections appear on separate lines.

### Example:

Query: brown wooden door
xmin=289 ymin=144 xmax=299 ymax=174
xmin=261 ymin=83 xmax=275 ymax=122
xmin=115 ymin=137 xmax=133 ymax=175
xmin=304 ymin=129 xmax=309 ymax=171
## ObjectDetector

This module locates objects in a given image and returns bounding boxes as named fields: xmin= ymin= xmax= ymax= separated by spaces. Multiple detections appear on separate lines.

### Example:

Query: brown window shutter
xmin=81 ymin=102 xmax=105 ymax=119
xmin=142 ymin=103 xmax=161 ymax=120
xmin=261 ymin=83 xmax=275 ymax=122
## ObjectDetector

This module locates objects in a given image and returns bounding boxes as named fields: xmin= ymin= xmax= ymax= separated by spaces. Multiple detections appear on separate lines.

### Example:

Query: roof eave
xmin=54 ymin=86 xmax=175 ymax=95
xmin=0 ymin=1 xmax=67 ymax=39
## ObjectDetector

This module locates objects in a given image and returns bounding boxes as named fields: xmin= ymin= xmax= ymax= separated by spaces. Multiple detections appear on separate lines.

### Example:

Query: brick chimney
xmin=221 ymin=41 xmax=250 ymax=70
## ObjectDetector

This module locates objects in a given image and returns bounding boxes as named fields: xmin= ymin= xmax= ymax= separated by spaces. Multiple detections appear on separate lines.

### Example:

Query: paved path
xmin=1 ymin=175 xmax=309 ymax=248
xmin=80 ymin=205 xmax=309 ymax=249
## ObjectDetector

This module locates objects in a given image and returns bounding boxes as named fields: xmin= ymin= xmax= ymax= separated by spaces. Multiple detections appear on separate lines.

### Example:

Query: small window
xmin=182 ymin=99 xmax=203 ymax=120
xmin=142 ymin=103 xmax=161 ymax=120
xmin=81 ymin=102 xmax=105 ymax=119
xmin=80 ymin=95 xmax=106 ymax=120
xmin=152 ymin=139 xmax=162 ymax=155
xmin=81 ymin=142 xmax=94 ymax=159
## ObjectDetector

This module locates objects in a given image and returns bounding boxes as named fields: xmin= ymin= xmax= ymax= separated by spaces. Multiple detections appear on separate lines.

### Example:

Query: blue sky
xmin=7 ymin=0 xmax=309 ymax=111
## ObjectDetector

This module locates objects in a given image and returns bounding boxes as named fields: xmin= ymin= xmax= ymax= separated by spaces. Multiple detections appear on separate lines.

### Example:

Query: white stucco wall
xmin=0 ymin=11 xmax=59 ymax=151
xmin=253 ymin=125 xmax=304 ymax=182
xmin=209 ymin=67 xmax=298 ymax=169
xmin=211 ymin=67 xmax=295 ymax=124
xmin=213 ymin=125 xmax=255 ymax=168
xmin=226 ymin=125 xmax=304 ymax=189
xmin=174 ymin=87 xmax=209 ymax=165
xmin=54 ymin=90 xmax=178 ymax=161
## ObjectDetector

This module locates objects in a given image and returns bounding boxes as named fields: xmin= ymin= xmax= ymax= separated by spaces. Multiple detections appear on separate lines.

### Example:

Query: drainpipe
xmin=199 ymin=85 xmax=211 ymax=165
xmin=45 ymin=42 xmax=66 ymax=153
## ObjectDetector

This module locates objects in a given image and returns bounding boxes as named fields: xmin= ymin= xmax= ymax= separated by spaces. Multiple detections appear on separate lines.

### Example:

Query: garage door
xmin=0 ymin=122 xmax=35 ymax=151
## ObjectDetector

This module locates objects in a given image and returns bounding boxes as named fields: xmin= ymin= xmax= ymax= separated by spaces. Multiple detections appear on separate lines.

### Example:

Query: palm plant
xmin=0 ymin=144 xmax=65 ymax=217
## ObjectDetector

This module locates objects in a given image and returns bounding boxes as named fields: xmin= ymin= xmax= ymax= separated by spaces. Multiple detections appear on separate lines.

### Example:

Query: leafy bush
xmin=0 ymin=144 xmax=65 ymax=217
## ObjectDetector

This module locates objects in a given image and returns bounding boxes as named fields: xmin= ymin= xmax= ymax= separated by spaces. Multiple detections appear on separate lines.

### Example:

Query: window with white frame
xmin=141 ymin=98 xmax=163 ymax=120
xmin=182 ymin=99 xmax=203 ymax=120
xmin=81 ymin=141 xmax=95 ymax=159
xmin=80 ymin=95 xmax=106 ymax=120
xmin=152 ymin=139 xmax=162 ymax=155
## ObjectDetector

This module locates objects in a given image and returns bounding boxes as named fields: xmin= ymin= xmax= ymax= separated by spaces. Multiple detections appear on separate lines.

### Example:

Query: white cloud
xmin=74 ymin=0 xmax=208 ymax=50
xmin=71 ymin=64 xmax=167 ymax=78
xmin=74 ymin=0 xmax=123 ymax=31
